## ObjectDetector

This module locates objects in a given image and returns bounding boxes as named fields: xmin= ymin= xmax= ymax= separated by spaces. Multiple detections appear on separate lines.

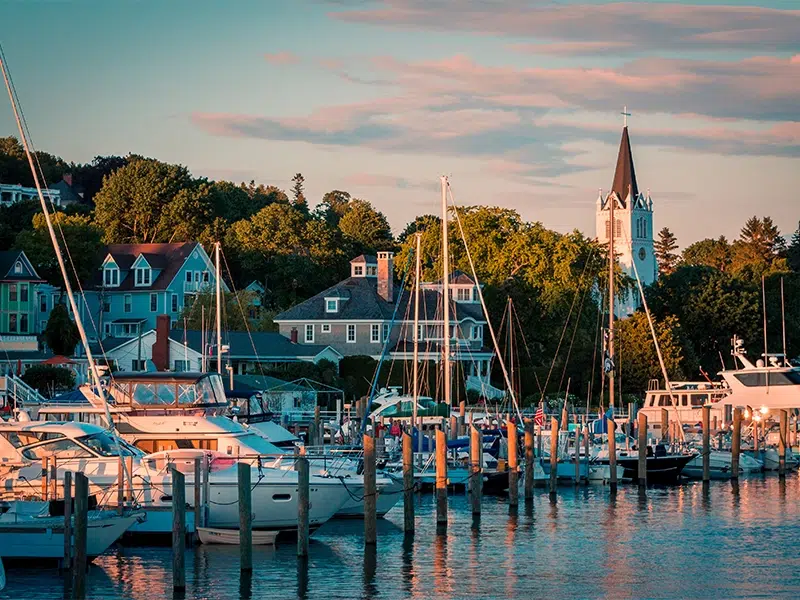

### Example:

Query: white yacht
xmin=639 ymin=380 xmax=731 ymax=435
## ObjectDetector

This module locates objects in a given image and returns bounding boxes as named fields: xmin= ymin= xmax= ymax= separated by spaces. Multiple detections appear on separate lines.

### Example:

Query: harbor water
xmin=3 ymin=474 xmax=800 ymax=599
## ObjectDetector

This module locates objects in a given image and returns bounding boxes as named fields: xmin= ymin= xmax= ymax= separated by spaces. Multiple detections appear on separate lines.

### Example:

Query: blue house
xmin=77 ymin=242 xmax=228 ymax=341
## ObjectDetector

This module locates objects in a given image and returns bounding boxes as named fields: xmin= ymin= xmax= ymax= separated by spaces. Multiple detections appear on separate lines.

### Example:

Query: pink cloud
xmin=264 ymin=51 xmax=301 ymax=66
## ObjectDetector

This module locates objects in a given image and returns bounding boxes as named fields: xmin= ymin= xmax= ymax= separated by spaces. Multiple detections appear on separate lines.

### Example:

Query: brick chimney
xmin=63 ymin=173 xmax=73 ymax=187
xmin=151 ymin=315 xmax=171 ymax=371
xmin=377 ymin=252 xmax=394 ymax=303
xmin=290 ymin=327 xmax=298 ymax=343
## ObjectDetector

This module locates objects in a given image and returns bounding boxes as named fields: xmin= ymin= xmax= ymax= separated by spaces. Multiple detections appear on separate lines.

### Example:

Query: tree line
xmin=2 ymin=136 xmax=799 ymax=406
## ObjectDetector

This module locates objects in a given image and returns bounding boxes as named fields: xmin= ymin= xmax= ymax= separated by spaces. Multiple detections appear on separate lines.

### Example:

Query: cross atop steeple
xmin=621 ymin=105 xmax=631 ymax=128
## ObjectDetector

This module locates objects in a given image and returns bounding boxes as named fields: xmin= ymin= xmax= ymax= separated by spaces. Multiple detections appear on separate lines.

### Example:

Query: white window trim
xmin=347 ymin=324 xmax=356 ymax=343
xmin=171 ymin=293 xmax=179 ymax=313
xmin=370 ymin=323 xmax=380 ymax=343
xmin=382 ymin=323 xmax=390 ymax=343
xmin=150 ymin=293 xmax=158 ymax=312
xmin=124 ymin=294 xmax=132 ymax=313
xmin=321 ymin=323 xmax=331 ymax=333
xmin=134 ymin=266 xmax=151 ymax=287
xmin=305 ymin=324 xmax=315 ymax=343
xmin=416 ymin=324 xmax=424 ymax=341
xmin=325 ymin=299 xmax=338 ymax=313
xmin=354 ymin=265 xmax=364 ymax=276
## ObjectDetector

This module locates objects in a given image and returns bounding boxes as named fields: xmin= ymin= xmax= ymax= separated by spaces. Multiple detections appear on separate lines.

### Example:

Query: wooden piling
xmin=754 ymin=419 xmax=760 ymax=453
xmin=297 ymin=456 xmax=310 ymax=557
xmin=62 ymin=471 xmax=72 ymax=571
xmin=72 ymin=472 xmax=89 ymax=600
xmin=41 ymin=456 xmax=49 ymax=501
xmin=117 ymin=455 xmax=125 ymax=515
xmin=435 ymin=429 xmax=447 ymax=526
xmin=194 ymin=457 xmax=202 ymax=539
xmin=469 ymin=425 xmax=482 ymax=515
xmin=402 ymin=432 xmax=414 ymax=533
xmin=171 ymin=467 xmax=186 ymax=591
xmin=314 ymin=405 xmax=321 ymax=446
xmin=238 ymin=462 xmax=253 ymax=571
xmin=731 ymin=408 xmax=742 ymax=480
xmin=637 ymin=412 xmax=647 ymax=487
xmin=549 ymin=418 xmax=558 ymax=495
xmin=608 ymin=417 xmax=617 ymax=491
xmin=523 ymin=420 xmax=534 ymax=502
xmin=202 ymin=454 xmax=210 ymax=528
xmin=508 ymin=421 xmax=519 ymax=506
xmin=364 ymin=435 xmax=377 ymax=545
xmin=583 ymin=423 xmax=590 ymax=486
xmin=661 ymin=408 xmax=669 ymax=444
xmin=449 ymin=415 xmax=458 ymax=441
xmin=702 ymin=405 xmax=711 ymax=483
xmin=459 ymin=401 xmax=466 ymax=436
xmin=573 ymin=427 xmax=581 ymax=485
xmin=779 ymin=409 xmax=788 ymax=477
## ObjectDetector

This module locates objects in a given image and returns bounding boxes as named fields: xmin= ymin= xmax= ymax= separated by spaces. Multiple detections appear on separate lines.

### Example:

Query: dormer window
xmin=354 ymin=265 xmax=364 ymax=276
xmin=13 ymin=260 xmax=22 ymax=274
xmin=135 ymin=267 xmax=151 ymax=286
xmin=366 ymin=265 xmax=377 ymax=277
xmin=326 ymin=299 xmax=339 ymax=313
xmin=456 ymin=287 xmax=472 ymax=302
xmin=103 ymin=266 xmax=120 ymax=287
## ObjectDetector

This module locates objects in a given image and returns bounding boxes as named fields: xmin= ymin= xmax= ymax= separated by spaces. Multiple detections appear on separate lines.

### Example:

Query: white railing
xmin=0 ymin=373 xmax=48 ymax=407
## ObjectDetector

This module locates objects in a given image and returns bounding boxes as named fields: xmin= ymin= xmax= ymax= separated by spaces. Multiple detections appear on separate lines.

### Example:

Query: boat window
xmin=681 ymin=395 xmax=688 ymax=407
xmin=0 ymin=431 xmax=65 ymax=447
xmin=734 ymin=372 xmax=800 ymax=387
xmin=131 ymin=382 xmax=170 ymax=405
xmin=248 ymin=397 xmax=264 ymax=414
xmin=690 ymin=394 xmax=708 ymax=407
xmin=196 ymin=376 xmax=225 ymax=404
xmin=135 ymin=439 xmax=218 ymax=453
xmin=157 ymin=383 xmax=177 ymax=405
xmin=658 ymin=395 xmax=671 ymax=407
xmin=78 ymin=433 xmax=137 ymax=457
xmin=22 ymin=439 xmax=93 ymax=461
xmin=177 ymin=383 xmax=198 ymax=405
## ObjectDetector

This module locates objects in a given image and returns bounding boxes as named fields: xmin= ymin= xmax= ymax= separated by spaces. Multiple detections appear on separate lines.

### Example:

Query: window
xmin=371 ymin=324 xmax=380 ymax=343
xmin=347 ymin=324 xmax=356 ymax=343
xmin=202 ymin=271 xmax=210 ymax=284
xmin=22 ymin=439 xmax=92 ymax=461
xmin=124 ymin=294 xmax=132 ymax=313
xmin=103 ymin=300 xmax=110 ymax=313
xmin=321 ymin=324 xmax=331 ymax=333
xmin=366 ymin=265 xmax=377 ymax=276
xmin=103 ymin=266 xmax=119 ymax=287
xmin=135 ymin=267 xmax=151 ymax=286
xmin=9 ymin=284 xmax=17 ymax=302
xmin=605 ymin=219 xmax=622 ymax=239
xmin=416 ymin=324 xmax=424 ymax=341
xmin=20 ymin=284 xmax=28 ymax=303
xmin=13 ymin=260 xmax=22 ymax=274
xmin=471 ymin=325 xmax=483 ymax=340
xmin=8 ymin=314 xmax=17 ymax=333
xmin=132 ymin=359 xmax=147 ymax=371
xmin=150 ymin=293 xmax=158 ymax=312
xmin=354 ymin=265 xmax=364 ymax=276
xmin=457 ymin=288 xmax=471 ymax=302
xmin=20 ymin=314 xmax=28 ymax=333
xmin=174 ymin=360 xmax=189 ymax=371
xmin=185 ymin=271 xmax=192 ymax=283
xmin=326 ymin=299 xmax=338 ymax=313
xmin=104 ymin=323 xmax=112 ymax=337
xmin=171 ymin=293 xmax=178 ymax=313
xmin=39 ymin=293 xmax=47 ymax=313
xmin=382 ymin=323 xmax=390 ymax=342
xmin=305 ymin=324 xmax=314 ymax=343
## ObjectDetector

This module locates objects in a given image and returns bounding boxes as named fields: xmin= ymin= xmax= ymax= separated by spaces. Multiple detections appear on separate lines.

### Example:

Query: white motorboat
xmin=0 ymin=500 xmax=142 ymax=560
xmin=682 ymin=450 xmax=763 ymax=479
xmin=197 ymin=526 xmax=277 ymax=545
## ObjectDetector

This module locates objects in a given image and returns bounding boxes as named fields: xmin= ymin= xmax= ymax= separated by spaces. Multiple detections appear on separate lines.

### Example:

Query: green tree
xmin=654 ymin=227 xmax=679 ymax=276
xmin=177 ymin=290 xmax=257 ymax=332
xmin=682 ymin=236 xmax=731 ymax=271
xmin=93 ymin=157 xmax=197 ymax=243
xmin=313 ymin=190 xmax=351 ymax=226
xmin=0 ymin=199 xmax=41 ymax=251
xmin=0 ymin=136 xmax=68 ymax=188
xmin=337 ymin=198 xmax=394 ymax=253
xmin=43 ymin=303 xmax=81 ymax=356
xmin=15 ymin=212 xmax=103 ymax=285
xmin=291 ymin=173 xmax=308 ymax=216
xmin=21 ymin=365 xmax=76 ymax=398
xmin=72 ymin=155 xmax=128 ymax=203
xmin=788 ymin=222 xmax=800 ymax=273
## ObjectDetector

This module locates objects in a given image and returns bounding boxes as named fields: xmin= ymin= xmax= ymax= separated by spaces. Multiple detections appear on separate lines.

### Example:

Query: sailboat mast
xmin=441 ymin=175 xmax=451 ymax=406
xmin=412 ymin=233 xmax=421 ymax=424
xmin=781 ymin=277 xmax=787 ymax=365
xmin=216 ymin=242 xmax=222 ymax=375
xmin=607 ymin=192 xmax=616 ymax=415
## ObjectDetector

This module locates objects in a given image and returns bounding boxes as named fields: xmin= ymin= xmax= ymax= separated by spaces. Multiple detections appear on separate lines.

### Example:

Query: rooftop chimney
xmin=377 ymin=252 xmax=394 ymax=303
xmin=152 ymin=315 xmax=171 ymax=371
xmin=290 ymin=327 xmax=298 ymax=343
xmin=63 ymin=173 xmax=73 ymax=187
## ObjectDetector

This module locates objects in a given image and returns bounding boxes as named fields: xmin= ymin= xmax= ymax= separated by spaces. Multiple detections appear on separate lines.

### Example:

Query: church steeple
xmin=610 ymin=126 xmax=638 ymax=206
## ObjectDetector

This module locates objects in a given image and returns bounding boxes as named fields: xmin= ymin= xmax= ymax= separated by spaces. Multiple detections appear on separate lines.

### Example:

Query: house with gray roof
xmin=274 ymin=252 xmax=494 ymax=382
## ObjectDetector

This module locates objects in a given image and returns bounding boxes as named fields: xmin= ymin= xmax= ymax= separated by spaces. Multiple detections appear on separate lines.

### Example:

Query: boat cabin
xmin=640 ymin=380 xmax=730 ymax=435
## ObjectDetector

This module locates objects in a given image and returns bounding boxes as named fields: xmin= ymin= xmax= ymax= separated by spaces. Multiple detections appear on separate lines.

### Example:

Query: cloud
xmin=331 ymin=1 xmax=800 ymax=54
xmin=264 ymin=51 xmax=301 ymax=65
xmin=341 ymin=172 xmax=437 ymax=191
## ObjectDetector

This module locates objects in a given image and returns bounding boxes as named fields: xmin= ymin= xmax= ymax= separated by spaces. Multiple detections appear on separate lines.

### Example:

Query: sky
xmin=0 ymin=0 xmax=798 ymax=247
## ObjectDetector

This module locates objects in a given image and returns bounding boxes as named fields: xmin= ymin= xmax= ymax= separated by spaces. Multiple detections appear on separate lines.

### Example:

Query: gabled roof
xmin=275 ymin=276 xmax=485 ymax=323
xmin=170 ymin=329 xmax=340 ymax=360
xmin=350 ymin=254 xmax=377 ymax=264
xmin=610 ymin=126 xmax=639 ymax=205
xmin=425 ymin=269 xmax=476 ymax=286
xmin=89 ymin=242 xmax=202 ymax=291
xmin=0 ymin=250 xmax=44 ymax=283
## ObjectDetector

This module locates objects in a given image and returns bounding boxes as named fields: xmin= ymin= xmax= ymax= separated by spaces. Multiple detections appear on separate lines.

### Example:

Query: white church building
xmin=596 ymin=122 xmax=657 ymax=317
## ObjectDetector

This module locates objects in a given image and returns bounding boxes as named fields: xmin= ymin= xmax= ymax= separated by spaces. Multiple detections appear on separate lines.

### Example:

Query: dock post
xmin=364 ymin=435 xmax=377 ymax=545
xmin=193 ymin=457 xmax=201 ymax=540
xmin=627 ymin=402 xmax=636 ymax=451
xmin=583 ymin=423 xmax=590 ymax=485
xmin=779 ymin=409 xmax=788 ymax=478
xmin=62 ymin=471 xmax=72 ymax=571
xmin=171 ymin=467 xmax=186 ymax=592
xmin=238 ymin=462 xmax=253 ymax=571
xmin=608 ymin=417 xmax=617 ymax=492
xmin=508 ymin=421 xmax=519 ymax=506
xmin=314 ymin=405 xmax=321 ymax=446
xmin=417 ymin=416 xmax=424 ymax=459
xmin=573 ymin=426 xmax=581 ymax=485
xmin=202 ymin=454 xmax=210 ymax=527
xmin=661 ymin=408 xmax=669 ymax=445
xmin=549 ymin=418 xmax=558 ymax=497
xmin=731 ymin=408 xmax=742 ymax=480
xmin=117 ymin=455 xmax=125 ymax=515
xmin=50 ymin=459 xmax=58 ymax=501
xmin=469 ymin=425 xmax=482 ymax=515
xmin=637 ymin=412 xmax=647 ymax=487
xmin=297 ymin=456 xmax=310 ymax=557
xmin=402 ymin=432 xmax=414 ymax=533
xmin=41 ymin=456 xmax=49 ymax=501
xmin=754 ymin=419 xmax=760 ymax=454
xmin=523 ymin=420 xmax=534 ymax=502
xmin=435 ymin=429 xmax=447 ymax=526
xmin=72 ymin=472 xmax=88 ymax=600
xmin=702 ymin=405 xmax=711 ymax=483
xmin=458 ymin=401 xmax=466 ymax=437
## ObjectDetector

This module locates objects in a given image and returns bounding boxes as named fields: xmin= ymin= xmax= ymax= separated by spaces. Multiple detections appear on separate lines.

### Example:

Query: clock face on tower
xmin=638 ymin=247 xmax=646 ymax=261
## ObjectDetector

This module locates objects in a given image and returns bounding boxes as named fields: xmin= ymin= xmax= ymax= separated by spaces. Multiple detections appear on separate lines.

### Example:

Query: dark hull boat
xmin=614 ymin=453 xmax=696 ymax=484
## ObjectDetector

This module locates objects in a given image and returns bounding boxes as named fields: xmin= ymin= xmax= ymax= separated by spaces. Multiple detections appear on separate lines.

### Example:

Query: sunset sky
xmin=1 ymin=0 xmax=797 ymax=246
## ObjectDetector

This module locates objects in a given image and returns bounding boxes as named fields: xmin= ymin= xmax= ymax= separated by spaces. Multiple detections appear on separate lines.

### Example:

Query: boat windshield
xmin=235 ymin=433 xmax=284 ymax=455
xmin=78 ymin=432 xmax=139 ymax=457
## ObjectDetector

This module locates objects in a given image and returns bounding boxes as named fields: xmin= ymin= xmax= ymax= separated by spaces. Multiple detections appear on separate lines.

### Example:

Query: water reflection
xmin=400 ymin=536 xmax=414 ymax=595
xmin=239 ymin=568 xmax=252 ymax=600
xmin=296 ymin=557 xmax=308 ymax=600
xmin=363 ymin=545 xmax=378 ymax=598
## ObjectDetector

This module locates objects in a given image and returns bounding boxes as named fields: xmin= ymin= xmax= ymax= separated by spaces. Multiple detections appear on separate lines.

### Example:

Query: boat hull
xmin=615 ymin=454 xmax=695 ymax=484
xmin=197 ymin=527 xmax=277 ymax=545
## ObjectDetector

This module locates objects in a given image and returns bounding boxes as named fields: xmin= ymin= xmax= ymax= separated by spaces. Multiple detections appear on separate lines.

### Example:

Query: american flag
xmin=533 ymin=403 xmax=545 ymax=427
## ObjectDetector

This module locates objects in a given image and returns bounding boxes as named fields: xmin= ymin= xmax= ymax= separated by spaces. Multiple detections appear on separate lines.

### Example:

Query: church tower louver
xmin=595 ymin=119 xmax=656 ymax=317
